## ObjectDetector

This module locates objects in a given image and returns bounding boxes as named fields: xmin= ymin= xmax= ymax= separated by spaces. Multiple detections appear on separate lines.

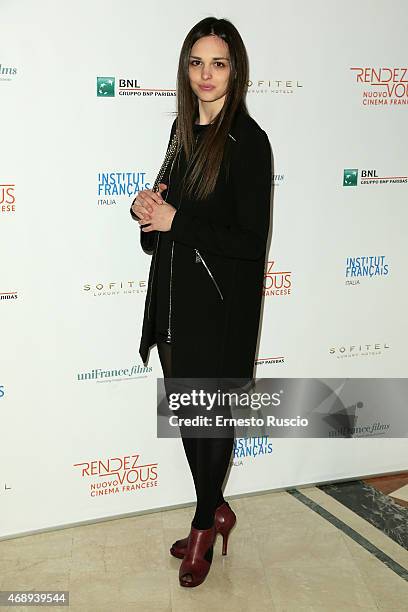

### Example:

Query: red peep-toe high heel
xmin=179 ymin=523 xmax=216 ymax=588
xmin=170 ymin=501 xmax=236 ymax=559
xmin=215 ymin=500 xmax=236 ymax=555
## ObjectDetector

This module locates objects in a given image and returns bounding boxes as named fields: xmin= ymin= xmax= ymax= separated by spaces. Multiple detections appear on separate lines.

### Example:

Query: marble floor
xmin=1 ymin=475 xmax=408 ymax=611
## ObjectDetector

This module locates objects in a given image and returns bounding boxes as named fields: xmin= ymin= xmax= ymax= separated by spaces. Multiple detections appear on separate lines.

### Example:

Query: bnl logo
xmin=343 ymin=169 xmax=379 ymax=186
xmin=343 ymin=169 xmax=358 ymax=186
xmin=97 ymin=77 xmax=115 ymax=97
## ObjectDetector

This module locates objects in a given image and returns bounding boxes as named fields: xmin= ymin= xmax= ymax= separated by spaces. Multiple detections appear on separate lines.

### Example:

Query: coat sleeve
xmin=168 ymin=127 xmax=272 ymax=261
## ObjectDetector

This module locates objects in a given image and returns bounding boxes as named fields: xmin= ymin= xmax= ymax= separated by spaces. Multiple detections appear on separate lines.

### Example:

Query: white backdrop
xmin=1 ymin=0 xmax=407 ymax=539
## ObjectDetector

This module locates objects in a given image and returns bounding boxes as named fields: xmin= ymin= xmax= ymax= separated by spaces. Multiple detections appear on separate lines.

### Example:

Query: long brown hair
xmin=173 ymin=17 xmax=250 ymax=201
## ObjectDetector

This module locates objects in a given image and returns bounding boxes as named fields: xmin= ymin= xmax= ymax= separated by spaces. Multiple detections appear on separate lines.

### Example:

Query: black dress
xmin=154 ymin=121 xmax=210 ymax=344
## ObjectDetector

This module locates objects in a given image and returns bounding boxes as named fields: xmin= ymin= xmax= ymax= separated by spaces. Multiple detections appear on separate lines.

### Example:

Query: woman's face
xmin=188 ymin=35 xmax=231 ymax=105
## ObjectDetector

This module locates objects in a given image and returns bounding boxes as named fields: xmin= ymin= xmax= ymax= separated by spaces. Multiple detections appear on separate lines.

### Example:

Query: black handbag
xmin=131 ymin=131 xmax=179 ymax=254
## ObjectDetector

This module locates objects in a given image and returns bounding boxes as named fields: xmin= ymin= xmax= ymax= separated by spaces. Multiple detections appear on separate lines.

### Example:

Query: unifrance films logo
xmin=343 ymin=168 xmax=407 ymax=186
xmin=263 ymin=261 xmax=292 ymax=297
xmin=328 ymin=399 xmax=390 ymax=438
xmin=77 ymin=364 xmax=152 ymax=382
xmin=73 ymin=453 xmax=159 ymax=497
xmin=1 ymin=183 xmax=15 ymax=213
xmin=96 ymin=76 xmax=176 ymax=98
xmin=232 ymin=436 xmax=273 ymax=467
xmin=97 ymin=171 xmax=151 ymax=206
xmin=345 ymin=256 xmax=389 ymax=285
xmin=350 ymin=67 xmax=408 ymax=106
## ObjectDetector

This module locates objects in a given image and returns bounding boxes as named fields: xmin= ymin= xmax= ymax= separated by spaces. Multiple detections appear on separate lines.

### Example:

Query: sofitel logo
xmin=97 ymin=171 xmax=151 ymax=206
xmin=97 ymin=76 xmax=175 ymax=98
xmin=263 ymin=261 xmax=292 ymax=297
xmin=73 ymin=453 xmax=159 ymax=497
xmin=1 ymin=183 xmax=15 ymax=213
xmin=233 ymin=436 xmax=273 ymax=466
xmin=350 ymin=67 xmax=408 ymax=106
xmin=83 ymin=281 xmax=146 ymax=296
xmin=247 ymin=79 xmax=303 ymax=95
xmin=329 ymin=343 xmax=390 ymax=359
xmin=345 ymin=256 xmax=389 ymax=285
xmin=343 ymin=168 xmax=407 ymax=186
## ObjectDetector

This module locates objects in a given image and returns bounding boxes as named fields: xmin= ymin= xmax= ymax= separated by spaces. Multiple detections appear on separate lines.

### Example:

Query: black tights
xmin=157 ymin=341 xmax=234 ymax=530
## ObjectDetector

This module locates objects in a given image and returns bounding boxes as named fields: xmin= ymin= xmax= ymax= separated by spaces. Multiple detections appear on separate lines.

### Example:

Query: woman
xmin=130 ymin=16 xmax=272 ymax=587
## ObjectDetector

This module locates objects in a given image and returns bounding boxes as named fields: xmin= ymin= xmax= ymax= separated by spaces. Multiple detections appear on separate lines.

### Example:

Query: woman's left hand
xmin=140 ymin=199 xmax=177 ymax=232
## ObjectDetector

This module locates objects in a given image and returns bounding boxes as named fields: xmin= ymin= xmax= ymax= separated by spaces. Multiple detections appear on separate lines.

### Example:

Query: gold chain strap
xmin=152 ymin=132 xmax=180 ymax=193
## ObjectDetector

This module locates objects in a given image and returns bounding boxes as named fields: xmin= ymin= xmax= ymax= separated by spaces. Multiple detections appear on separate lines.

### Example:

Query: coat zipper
xmin=147 ymin=234 xmax=160 ymax=322
xmin=147 ymin=151 xmax=178 ymax=322
xmin=166 ymin=133 xmax=199 ymax=341
xmin=166 ymin=157 xmax=182 ymax=340
xmin=195 ymin=249 xmax=224 ymax=301
xmin=167 ymin=242 xmax=174 ymax=340
xmin=190 ymin=132 xmax=223 ymax=302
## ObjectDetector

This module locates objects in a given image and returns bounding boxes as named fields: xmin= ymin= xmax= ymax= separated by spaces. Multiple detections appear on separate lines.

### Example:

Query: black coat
xmin=133 ymin=107 xmax=272 ymax=380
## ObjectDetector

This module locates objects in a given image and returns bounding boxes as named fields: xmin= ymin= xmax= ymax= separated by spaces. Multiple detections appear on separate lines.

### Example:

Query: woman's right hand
xmin=131 ymin=183 xmax=167 ymax=223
